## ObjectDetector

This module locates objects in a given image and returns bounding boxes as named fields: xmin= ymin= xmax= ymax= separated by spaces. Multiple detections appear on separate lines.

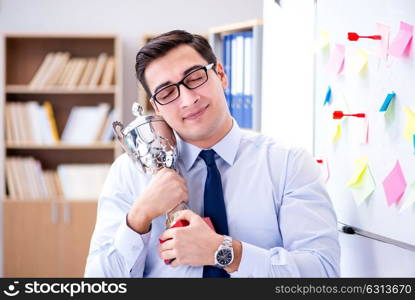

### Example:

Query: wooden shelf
xmin=209 ymin=19 xmax=263 ymax=35
xmin=6 ymin=85 xmax=116 ymax=94
xmin=6 ymin=142 xmax=116 ymax=150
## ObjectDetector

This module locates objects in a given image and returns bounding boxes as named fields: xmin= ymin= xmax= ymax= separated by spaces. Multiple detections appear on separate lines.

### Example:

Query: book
xmin=62 ymin=58 xmax=78 ymax=87
xmin=100 ymin=109 xmax=115 ymax=142
xmin=43 ymin=101 xmax=60 ymax=142
xmin=61 ymin=103 xmax=110 ymax=144
xmin=100 ymin=56 xmax=115 ymax=87
xmin=57 ymin=58 xmax=75 ymax=86
xmin=37 ymin=52 xmax=63 ymax=89
xmin=22 ymin=102 xmax=35 ymax=143
xmin=26 ymin=101 xmax=43 ymax=144
xmin=29 ymin=52 xmax=55 ymax=89
xmin=89 ymin=53 xmax=108 ymax=88
xmin=38 ymin=104 xmax=55 ymax=144
xmin=5 ymin=159 xmax=17 ymax=198
xmin=57 ymin=164 xmax=110 ymax=200
xmin=67 ymin=58 xmax=87 ymax=89
xmin=47 ymin=52 xmax=71 ymax=87
xmin=78 ymin=57 xmax=97 ymax=87
xmin=4 ymin=103 xmax=14 ymax=142
xmin=15 ymin=102 xmax=29 ymax=143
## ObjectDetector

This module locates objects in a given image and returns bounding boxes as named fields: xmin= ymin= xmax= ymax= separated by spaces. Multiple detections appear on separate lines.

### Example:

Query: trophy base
xmin=159 ymin=217 xmax=215 ymax=265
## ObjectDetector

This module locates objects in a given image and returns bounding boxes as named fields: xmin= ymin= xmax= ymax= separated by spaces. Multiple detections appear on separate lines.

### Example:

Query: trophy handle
xmin=112 ymin=121 xmax=130 ymax=154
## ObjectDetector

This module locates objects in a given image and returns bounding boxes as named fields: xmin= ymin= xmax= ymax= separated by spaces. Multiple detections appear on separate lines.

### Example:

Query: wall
xmin=0 ymin=0 xmax=262 ymax=277
xmin=261 ymin=0 xmax=315 ymax=153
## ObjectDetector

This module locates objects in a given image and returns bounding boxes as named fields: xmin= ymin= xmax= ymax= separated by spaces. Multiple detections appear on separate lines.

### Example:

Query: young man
xmin=84 ymin=30 xmax=340 ymax=277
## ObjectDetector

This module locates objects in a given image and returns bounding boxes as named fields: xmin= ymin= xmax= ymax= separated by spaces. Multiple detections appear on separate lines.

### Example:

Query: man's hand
xmin=127 ymin=168 xmax=188 ymax=234
xmin=158 ymin=210 xmax=224 ymax=267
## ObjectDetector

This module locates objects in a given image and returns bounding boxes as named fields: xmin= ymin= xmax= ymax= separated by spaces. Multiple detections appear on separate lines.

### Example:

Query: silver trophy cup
xmin=112 ymin=102 xmax=187 ymax=227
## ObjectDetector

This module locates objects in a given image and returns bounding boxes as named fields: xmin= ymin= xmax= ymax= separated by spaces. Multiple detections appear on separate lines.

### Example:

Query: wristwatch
xmin=214 ymin=235 xmax=234 ymax=268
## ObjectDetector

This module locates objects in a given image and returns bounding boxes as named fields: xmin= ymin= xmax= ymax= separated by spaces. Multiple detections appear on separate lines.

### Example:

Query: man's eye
xmin=160 ymin=91 xmax=173 ymax=99
xmin=189 ymin=76 xmax=203 ymax=82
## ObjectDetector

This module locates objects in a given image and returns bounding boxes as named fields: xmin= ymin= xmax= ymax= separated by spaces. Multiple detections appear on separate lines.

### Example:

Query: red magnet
xmin=333 ymin=110 xmax=366 ymax=119
xmin=348 ymin=32 xmax=381 ymax=41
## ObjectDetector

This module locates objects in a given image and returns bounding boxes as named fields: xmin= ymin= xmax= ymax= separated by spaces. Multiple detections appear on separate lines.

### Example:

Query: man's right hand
xmin=127 ymin=168 xmax=188 ymax=234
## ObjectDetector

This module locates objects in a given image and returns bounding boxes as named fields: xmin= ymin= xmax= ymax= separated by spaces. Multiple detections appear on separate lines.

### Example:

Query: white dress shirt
xmin=84 ymin=120 xmax=340 ymax=277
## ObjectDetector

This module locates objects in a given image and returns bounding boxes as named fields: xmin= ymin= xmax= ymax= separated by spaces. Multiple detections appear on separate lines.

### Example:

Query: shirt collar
xmin=176 ymin=119 xmax=242 ymax=171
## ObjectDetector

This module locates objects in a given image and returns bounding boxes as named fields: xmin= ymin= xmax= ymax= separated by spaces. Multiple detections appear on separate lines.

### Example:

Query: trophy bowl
xmin=112 ymin=103 xmax=177 ymax=174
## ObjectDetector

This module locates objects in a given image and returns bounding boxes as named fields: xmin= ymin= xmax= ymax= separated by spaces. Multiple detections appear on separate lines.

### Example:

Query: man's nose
xmin=179 ymin=84 xmax=199 ymax=108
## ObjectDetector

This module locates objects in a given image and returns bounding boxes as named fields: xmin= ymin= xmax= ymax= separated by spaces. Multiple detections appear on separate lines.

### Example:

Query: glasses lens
xmin=184 ymin=69 xmax=208 ymax=89
xmin=155 ymin=85 xmax=179 ymax=104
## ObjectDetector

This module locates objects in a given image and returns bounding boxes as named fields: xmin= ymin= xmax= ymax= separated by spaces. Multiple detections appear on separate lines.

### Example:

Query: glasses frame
xmin=150 ymin=63 xmax=215 ymax=106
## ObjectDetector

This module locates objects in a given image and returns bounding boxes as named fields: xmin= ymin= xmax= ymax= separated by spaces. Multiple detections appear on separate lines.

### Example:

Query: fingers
xmin=159 ymin=227 xmax=176 ymax=242
xmin=160 ymin=249 xmax=176 ymax=262
xmin=159 ymin=238 xmax=174 ymax=252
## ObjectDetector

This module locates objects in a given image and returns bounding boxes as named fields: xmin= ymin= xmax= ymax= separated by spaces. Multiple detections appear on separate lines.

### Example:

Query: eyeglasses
xmin=151 ymin=63 xmax=214 ymax=105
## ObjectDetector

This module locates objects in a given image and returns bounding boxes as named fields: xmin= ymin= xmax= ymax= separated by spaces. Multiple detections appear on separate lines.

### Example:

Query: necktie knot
xmin=199 ymin=149 xmax=216 ymax=167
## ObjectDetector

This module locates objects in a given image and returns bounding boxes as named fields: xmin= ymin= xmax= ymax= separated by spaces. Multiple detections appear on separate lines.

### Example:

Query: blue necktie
xmin=199 ymin=150 xmax=230 ymax=278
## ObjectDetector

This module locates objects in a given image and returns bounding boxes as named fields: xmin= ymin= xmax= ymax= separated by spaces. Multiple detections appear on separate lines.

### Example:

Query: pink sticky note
xmin=377 ymin=23 xmax=390 ymax=60
xmin=388 ymin=21 xmax=413 ymax=57
xmin=382 ymin=161 xmax=407 ymax=206
xmin=327 ymin=44 xmax=345 ymax=74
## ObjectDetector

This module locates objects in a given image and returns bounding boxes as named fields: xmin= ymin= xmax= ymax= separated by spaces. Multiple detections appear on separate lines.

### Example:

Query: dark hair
xmin=135 ymin=30 xmax=217 ymax=97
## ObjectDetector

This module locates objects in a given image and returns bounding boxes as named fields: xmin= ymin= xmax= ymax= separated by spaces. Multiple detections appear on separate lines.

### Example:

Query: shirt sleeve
xmin=84 ymin=154 xmax=151 ymax=277
xmin=230 ymin=148 xmax=340 ymax=277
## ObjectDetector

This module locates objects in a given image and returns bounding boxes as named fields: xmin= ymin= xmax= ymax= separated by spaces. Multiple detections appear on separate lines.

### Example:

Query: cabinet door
xmin=59 ymin=201 xmax=97 ymax=277
xmin=3 ymin=201 xmax=61 ymax=277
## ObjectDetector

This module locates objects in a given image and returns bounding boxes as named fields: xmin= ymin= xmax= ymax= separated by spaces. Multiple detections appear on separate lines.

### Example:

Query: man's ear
xmin=150 ymin=99 xmax=161 ymax=115
xmin=215 ymin=62 xmax=228 ymax=90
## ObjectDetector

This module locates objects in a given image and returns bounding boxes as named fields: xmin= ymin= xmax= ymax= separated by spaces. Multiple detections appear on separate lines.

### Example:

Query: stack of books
xmin=5 ymin=156 xmax=110 ymax=200
xmin=5 ymin=101 xmax=114 ymax=144
xmin=29 ymin=52 xmax=115 ymax=89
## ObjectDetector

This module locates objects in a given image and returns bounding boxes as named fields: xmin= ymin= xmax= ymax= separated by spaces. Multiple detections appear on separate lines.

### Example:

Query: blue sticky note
xmin=324 ymin=86 xmax=332 ymax=106
xmin=379 ymin=91 xmax=396 ymax=112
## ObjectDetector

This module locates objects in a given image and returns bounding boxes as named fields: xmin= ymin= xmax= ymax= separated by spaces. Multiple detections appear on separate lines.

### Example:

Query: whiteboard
xmin=314 ymin=0 xmax=415 ymax=276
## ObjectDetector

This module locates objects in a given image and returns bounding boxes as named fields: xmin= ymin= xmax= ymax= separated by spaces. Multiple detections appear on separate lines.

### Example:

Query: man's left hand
xmin=158 ymin=209 xmax=223 ymax=267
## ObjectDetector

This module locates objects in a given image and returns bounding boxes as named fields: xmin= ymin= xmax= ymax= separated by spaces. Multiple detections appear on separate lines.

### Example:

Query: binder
xmin=230 ymin=33 xmax=239 ymax=124
xmin=233 ymin=32 xmax=245 ymax=127
xmin=223 ymin=34 xmax=232 ymax=115
xmin=243 ymin=31 xmax=253 ymax=129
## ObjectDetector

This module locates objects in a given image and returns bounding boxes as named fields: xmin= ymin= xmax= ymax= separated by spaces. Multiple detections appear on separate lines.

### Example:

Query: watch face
xmin=216 ymin=249 xmax=233 ymax=266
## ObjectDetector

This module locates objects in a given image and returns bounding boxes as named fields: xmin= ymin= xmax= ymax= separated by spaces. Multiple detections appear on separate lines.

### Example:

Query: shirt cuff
xmin=229 ymin=241 xmax=270 ymax=278
xmin=113 ymin=216 xmax=151 ymax=271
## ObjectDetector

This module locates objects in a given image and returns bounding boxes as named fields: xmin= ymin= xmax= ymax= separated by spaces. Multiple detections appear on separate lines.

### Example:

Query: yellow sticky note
xmin=332 ymin=123 xmax=341 ymax=141
xmin=349 ymin=166 xmax=376 ymax=206
xmin=348 ymin=48 xmax=368 ymax=74
xmin=403 ymin=106 xmax=415 ymax=141
xmin=347 ymin=157 xmax=369 ymax=186
xmin=399 ymin=182 xmax=415 ymax=212
xmin=314 ymin=30 xmax=330 ymax=52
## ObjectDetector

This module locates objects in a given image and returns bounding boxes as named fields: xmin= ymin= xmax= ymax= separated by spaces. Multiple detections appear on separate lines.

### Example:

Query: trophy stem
xmin=166 ymin=201 xmax=189 ymax=228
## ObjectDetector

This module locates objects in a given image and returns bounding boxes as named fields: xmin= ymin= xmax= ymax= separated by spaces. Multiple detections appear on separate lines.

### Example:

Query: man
xmin=84 ymin=30 xmax=340 ymax=277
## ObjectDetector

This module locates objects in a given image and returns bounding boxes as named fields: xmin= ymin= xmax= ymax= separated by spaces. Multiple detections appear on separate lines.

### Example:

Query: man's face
xmin=145 ymin=44 xmax=230 ymax=145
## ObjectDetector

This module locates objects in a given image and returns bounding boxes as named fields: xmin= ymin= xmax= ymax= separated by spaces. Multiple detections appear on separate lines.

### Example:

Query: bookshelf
xmin=209 ymin=19 xmax=263 ymax=131
xmin=1 ymin=33 xmax=122 ymax=277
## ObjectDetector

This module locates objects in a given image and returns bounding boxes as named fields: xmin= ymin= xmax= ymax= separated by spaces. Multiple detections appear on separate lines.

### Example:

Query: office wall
xmin=261 ymin=0 xmax=315 ymax=153
xmin=0 ymin=0 xmax=262 ymax=277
